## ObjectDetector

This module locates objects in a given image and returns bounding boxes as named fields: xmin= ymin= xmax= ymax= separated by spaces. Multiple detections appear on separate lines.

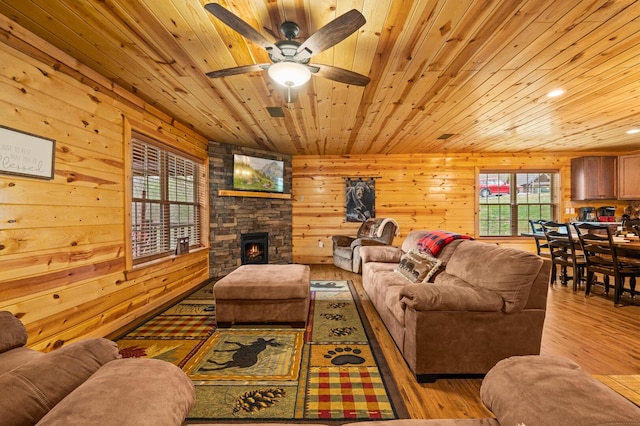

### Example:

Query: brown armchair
xmin=332 ymin=218 xmax=399 ymax=273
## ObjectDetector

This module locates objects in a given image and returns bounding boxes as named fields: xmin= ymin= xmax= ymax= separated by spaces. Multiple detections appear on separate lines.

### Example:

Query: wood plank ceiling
xmin=1 ymin=0 xmax=639 ymax=155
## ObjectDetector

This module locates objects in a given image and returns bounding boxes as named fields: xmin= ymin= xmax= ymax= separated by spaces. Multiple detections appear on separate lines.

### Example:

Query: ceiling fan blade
xmin=295 ymin=9 xmax=366 ymax=59
xmin=206 ymin=63 xmax=270 ymax=78
xmin=309 ymin=64 xmax=370 ymax=86
xmin=262 ymin=26 xmax=279 ymax=41
xmin=204 ymin=3 xmax=282 ymax=59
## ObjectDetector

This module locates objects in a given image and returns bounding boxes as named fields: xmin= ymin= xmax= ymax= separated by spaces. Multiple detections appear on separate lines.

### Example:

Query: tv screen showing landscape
xmin=233 ymin=154 xmax=284 ymax=193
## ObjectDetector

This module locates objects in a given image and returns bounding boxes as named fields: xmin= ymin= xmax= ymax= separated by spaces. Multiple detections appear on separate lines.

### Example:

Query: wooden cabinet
xmin=571 ymin=156 xmax=617 ymax=200
xmin=618 ymin=154 xmax=640 ymax=200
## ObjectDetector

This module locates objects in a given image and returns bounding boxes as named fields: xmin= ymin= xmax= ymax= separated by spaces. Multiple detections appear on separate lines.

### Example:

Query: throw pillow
xmin=395 ymin=249 xmax=442 ymax=283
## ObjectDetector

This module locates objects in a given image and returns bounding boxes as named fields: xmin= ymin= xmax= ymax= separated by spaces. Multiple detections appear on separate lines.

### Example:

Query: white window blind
xmin=131 ymin=137 xmax=203 ymax=261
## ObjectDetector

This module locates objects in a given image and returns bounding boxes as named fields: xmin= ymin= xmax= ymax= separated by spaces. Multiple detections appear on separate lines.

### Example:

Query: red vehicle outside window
xmin=479 ymin=179 xmax=510 ymax=197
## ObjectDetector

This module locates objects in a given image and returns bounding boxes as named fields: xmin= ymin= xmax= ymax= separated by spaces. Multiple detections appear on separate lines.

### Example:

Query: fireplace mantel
xmin=218 ymin=189 xmax=291 ymax=199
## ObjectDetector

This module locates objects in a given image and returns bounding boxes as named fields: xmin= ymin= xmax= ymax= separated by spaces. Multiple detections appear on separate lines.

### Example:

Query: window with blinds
xmin=131 ymin=137 xmax=203 ymax=262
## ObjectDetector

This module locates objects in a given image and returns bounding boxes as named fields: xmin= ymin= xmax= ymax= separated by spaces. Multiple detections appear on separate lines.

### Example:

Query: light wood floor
xmin=309 ymin=264 xmax=640 ymax=419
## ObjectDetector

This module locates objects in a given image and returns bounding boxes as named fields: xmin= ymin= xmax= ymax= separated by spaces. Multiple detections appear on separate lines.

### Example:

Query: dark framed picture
xmin=175 ymin=237 xmax=190 ymax=255
xmin=345 ymin=178 xmax=375 ymax=222
xmin=0 ymin=125 xmax=56 ymax=180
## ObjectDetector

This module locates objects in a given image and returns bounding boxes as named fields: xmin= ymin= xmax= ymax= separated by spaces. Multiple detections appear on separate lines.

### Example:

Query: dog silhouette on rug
xmin=200 ymin=338 xmax=281 ymax=371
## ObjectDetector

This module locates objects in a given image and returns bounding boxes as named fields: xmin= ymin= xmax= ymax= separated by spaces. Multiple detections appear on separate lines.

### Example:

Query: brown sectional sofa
xmin=0 ymin=311 xmax=195 ymax=425
xmin=360 ymin=230 xmax=552 ymax=382
xmin=196 ymin=355 xmax=640 ymax=425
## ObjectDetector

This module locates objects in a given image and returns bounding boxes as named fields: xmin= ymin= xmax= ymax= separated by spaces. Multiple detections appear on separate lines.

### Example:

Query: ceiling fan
xmin=204 ymin=3 xmax=371 ymax=94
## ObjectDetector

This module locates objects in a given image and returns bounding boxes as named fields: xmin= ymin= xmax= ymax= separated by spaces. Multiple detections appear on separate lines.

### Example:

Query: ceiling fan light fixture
xmin=268 ymin=62 xmax=311 ymax=87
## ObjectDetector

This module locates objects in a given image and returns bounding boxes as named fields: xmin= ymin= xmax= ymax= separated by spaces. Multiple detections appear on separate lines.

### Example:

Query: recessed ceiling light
xmin=547 ymin=89 xmax=565 ymax=98
xmin=626 ymin=128 xmax=640 ymax=135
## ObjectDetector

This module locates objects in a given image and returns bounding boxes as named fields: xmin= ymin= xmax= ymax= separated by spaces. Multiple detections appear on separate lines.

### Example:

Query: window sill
xmin=125 ymin=246 xmax=208 ymax=280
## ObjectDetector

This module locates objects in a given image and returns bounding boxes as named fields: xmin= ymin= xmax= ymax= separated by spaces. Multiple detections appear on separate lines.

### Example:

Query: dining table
xmin=613 ymin=237 xmax=640 ymax=258
xmin=521 ymin=232 xmax=640 ymax=258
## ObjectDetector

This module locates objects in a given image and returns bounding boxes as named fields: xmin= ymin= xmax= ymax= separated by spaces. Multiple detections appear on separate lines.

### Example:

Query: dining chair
xmin=529 ymin=219 xmax=551 ymax=258
xmin=616 ymin=225 xmax=640 ymax=298
xmin=572 ymin=222 xmax=640 ymax=306
xmin=541 ymin=221 xmax=585 ymax=291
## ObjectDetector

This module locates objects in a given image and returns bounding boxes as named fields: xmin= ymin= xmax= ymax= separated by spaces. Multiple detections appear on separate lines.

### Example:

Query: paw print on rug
xmin=328 ymin=302 xmax=348 ymax=309
xmin=329 ymin=326 xmax=357 ymax=337
xmin=320 ymin=312 xmax=345 ymax=321
xmin=323 ymin=347 xmax=365 ymax=365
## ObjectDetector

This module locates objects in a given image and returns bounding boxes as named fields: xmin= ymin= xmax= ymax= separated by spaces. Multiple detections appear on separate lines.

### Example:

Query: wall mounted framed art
xmin=345 ymin=177 xmax=376 ymax=222
xmin=0 ymin=125 xmax=56 ymax=180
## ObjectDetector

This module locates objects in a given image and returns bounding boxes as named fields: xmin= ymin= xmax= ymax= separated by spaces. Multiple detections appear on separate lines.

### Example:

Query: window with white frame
xmin=478 ymin=171 xmax=557 ymax=237
xmin=131 ymin=135 xmax=204 ymax=262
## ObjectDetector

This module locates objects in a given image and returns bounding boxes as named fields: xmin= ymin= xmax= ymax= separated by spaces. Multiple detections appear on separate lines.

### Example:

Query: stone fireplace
xmin=208 ymin=141 xmax=293 ymax=277
xmin=241 ymin=232 xmax=269 ymax=265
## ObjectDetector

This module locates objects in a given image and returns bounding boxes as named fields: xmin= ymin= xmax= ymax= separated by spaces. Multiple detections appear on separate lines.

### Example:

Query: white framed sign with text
xmin=0 ymin=125 xmax=56 ymax=180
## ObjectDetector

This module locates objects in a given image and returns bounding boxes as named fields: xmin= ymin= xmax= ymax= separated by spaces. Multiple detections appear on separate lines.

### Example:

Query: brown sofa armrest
xmin=481 ymin=355 xmax=640 ymax=425
xmin=350 ymin=237 xmax=388 ymax=248
xmin=0 ymin=311 xmax=27 ymax=354
xmin=399 ymin=283 xmax=504 ymax=312
xmin=332 ymin=235 xmax=355 ymax=248
xmin=37 ymin=358 xmax=195 ymax=426
xmin=0 ymin=338 xmax=120 ymax=426
xmin=360 ymin=245 xmax=403 ymax=264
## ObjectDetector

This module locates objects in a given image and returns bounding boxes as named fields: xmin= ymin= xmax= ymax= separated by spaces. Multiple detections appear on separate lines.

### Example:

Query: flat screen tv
xmin=233 ymin=154 xmax=285 ymax=193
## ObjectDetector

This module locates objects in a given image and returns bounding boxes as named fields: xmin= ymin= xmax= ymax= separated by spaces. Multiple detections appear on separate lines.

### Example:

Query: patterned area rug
xmin=115 ymin=280 xmax=407 ymax=422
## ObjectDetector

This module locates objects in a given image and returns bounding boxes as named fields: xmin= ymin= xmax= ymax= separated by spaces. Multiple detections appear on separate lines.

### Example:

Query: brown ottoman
xmin=214 ymin=264 xmax=311 ymax=328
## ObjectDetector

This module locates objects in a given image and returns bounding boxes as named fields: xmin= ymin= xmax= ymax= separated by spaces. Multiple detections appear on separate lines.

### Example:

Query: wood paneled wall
xmin=0 ymin=16 xmax=209 ymax=351
xmin=0 ymin=13 xmax=635 ymax=350
xmin=292 ymin=153 xmax=632 ymax=264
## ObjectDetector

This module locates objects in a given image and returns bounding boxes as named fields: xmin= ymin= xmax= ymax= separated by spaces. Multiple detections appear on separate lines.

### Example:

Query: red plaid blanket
xmin=416 ymin=230 xmax=473 ymax=257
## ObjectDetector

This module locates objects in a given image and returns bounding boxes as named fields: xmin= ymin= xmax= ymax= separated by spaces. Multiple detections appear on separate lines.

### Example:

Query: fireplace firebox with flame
xmin=240 ymin=232 xmax=268 ymax=265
